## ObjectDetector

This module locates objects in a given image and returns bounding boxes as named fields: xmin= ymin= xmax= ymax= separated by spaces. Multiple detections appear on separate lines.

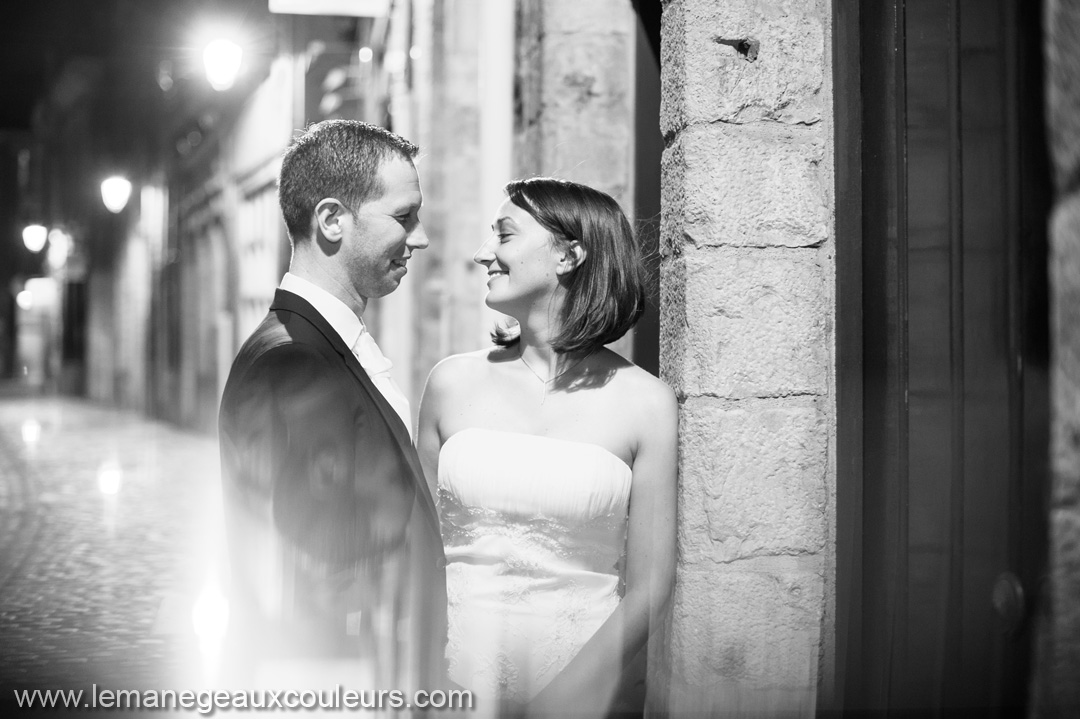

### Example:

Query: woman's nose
xmin=473 ymin=235 xmax=497 ymax=265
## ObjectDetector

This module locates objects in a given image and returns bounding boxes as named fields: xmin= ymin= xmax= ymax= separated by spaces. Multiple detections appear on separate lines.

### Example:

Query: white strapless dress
xmin=438 ymin=427 xmax=632 ymax=709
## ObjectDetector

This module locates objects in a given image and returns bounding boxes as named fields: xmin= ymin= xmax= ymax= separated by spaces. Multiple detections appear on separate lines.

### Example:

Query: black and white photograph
xmin=0 ymin=0 xmax=1077 ymax=717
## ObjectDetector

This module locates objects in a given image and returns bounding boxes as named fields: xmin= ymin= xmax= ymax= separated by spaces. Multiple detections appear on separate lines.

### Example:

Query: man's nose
xmin=407 ymin=221 xmax=430 ymax=250
xmin=473 ymin=235 xmax=496 ymax=265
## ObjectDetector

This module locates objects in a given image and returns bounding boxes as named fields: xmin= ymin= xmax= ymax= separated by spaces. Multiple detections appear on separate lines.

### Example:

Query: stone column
xmin=652 ymin=0 xmax=835 ymax=715
xmin=1039 ymin=0 xmax=1080 ymax=714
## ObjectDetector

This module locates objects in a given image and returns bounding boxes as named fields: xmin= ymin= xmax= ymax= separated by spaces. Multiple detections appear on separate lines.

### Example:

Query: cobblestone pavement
xmin=0 ymin=386 xmax=225 ymax=712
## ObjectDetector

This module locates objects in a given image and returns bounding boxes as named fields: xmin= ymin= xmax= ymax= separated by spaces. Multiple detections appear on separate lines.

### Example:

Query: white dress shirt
xmin=279 ymin=273 xmax=413 ymax=438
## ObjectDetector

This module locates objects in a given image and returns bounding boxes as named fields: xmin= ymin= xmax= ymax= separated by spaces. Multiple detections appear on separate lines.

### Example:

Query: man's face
xmin=343 ymin=156 xmax=428 ymax=300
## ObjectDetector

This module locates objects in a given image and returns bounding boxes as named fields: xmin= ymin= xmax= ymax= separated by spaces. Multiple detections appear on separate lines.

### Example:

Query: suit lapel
xmin=270 ymin=289 xmax=441 ymax=537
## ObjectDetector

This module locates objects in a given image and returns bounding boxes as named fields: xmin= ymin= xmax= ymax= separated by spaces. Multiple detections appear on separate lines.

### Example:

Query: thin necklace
xmin=518 ymin=349 xmax=588 ymax=405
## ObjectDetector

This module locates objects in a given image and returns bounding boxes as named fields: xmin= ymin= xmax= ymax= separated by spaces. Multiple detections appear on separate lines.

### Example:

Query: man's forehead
xmin=371 ymin=157 xmax=422 ymax=204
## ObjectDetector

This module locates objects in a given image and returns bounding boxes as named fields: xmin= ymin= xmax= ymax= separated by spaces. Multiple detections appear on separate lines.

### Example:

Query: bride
xmin=417 ymin=178 xmax=677 ymax=717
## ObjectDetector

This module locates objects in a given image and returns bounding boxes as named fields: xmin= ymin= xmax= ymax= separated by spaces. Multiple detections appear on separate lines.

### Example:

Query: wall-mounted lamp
xmin=204 ymin=38 xmax=243 ymax=91
xmin=22 ymin=224 xmax=47 ymax=252
xmin=101 ymin=176 xmax=133 ymax=213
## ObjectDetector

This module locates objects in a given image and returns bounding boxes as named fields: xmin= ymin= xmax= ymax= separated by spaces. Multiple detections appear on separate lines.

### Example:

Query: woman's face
xmin=474 ymin=198 xmax=565 ymax=314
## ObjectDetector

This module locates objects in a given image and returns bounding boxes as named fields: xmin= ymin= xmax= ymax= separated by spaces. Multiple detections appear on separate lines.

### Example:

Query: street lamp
xmin=204 ymin=38 xmax=243 ymax=91
xmin=22 ymin=224 xmax=47 ymax=252
xmin=101 ymin=176 xmax=132 ymax=213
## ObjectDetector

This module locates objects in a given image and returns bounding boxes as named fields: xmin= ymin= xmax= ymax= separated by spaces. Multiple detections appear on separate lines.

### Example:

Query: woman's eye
xmin=497 ymin=233 xmax=511 ymax=243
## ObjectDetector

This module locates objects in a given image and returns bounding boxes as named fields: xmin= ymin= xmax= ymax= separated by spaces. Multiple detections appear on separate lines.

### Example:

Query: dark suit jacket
xmin=218 ymin=289 xmax=446 ymax=691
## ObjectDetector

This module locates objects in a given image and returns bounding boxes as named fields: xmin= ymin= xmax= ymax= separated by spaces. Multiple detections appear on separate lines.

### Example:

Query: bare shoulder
xmin=425 ymin=346 xmax=516 ymax=394
xmin=601 ymin=350 xmax=678 ymax=416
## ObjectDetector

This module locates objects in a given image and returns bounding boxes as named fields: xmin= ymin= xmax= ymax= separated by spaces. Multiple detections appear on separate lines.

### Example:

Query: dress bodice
xmin=438 ymin=427 xmax=632 ymax=707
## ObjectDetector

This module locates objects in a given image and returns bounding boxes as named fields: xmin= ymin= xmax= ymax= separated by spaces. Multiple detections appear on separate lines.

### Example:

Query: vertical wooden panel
xmin=853 ymin=0 xmax=906 ymax=712
xmin=957 ymin=1 xmax=1012 ymax=711
xmin=839 ymin=0 xmax=1050 ymax=714
xmin=833 ymin=0 xmax=865 ymax=711
xmin=901 ymin=1 xmax=957 ymax=711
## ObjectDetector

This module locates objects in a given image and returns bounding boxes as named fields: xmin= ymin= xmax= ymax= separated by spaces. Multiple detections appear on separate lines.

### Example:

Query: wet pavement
xmin=0 ymin=385 xmax=226 ymax=710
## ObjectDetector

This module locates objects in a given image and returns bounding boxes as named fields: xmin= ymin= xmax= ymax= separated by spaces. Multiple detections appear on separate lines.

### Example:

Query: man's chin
xmin=371 ymin=280 xmax=403 ymax=298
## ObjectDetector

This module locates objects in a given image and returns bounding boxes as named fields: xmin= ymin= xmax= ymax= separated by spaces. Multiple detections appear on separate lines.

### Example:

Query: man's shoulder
xmin=235 ymin=307 xmax=336 ymax=361
xmin=223 ymin=312 xmax=343 ymax=400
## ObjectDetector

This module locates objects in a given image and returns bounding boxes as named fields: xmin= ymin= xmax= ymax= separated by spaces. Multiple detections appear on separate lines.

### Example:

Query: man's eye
xmin=497 ymin=233 xmax=511 ymax=242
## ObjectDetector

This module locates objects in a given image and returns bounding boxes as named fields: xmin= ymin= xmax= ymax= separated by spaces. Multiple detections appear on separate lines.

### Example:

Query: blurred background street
xmin=0 ymin=383 xmax=224 ymax=700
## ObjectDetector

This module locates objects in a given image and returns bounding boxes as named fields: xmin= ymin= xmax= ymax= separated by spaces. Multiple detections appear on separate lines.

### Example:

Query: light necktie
xmin=351 ymin=327 xmax=413 ymax=439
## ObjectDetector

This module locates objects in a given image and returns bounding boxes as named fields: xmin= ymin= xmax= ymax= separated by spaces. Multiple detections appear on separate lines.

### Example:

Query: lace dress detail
xmin=438 ymin=428 xmax=632 ymax=711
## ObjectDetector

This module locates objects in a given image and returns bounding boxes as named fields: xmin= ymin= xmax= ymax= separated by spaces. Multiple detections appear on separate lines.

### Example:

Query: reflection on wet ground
xmin=0 ymin=386 xmax=225 ymax=707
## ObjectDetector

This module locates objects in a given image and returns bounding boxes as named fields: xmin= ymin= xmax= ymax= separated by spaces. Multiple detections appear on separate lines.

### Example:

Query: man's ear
xmin=556 ymin=241 xmax=587 ymax=276
xmin=314 ymin=198 xmax=349 ymax=243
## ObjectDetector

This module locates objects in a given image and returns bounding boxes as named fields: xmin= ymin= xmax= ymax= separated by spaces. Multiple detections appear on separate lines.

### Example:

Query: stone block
xmin=1048 ymin=507 xmax=1080 ymax=711
xmin=1046 ymin=0 xmax=1080 ymax=190
xmin=539 ymin=33 xmax=633 ymax=199
xmin=660 ymin=0 xmax=688 ymax=135
xmin=1052 ymin=193 xmax=1080 ymax=393
xmin=659 ymin=255 xmax=688 ymax=397
xmin=661 ymin=0 xmax=826 ymax=135
xmin=659 ymin=136 xmax=686 ymax=258
xmin=1052 ymin=366 xmax=1080 ymax=507
xmin=675 ymin=246 xmax=831 ymax=398
xmin=679 ymin=397 xmax=828 ymax=561
xmin=1051 ymin=193 xmax=1080 ymax=506
xmin=678 ymin=123 xmax=829 ymax=248
xmin=544 ymin=0 xmax=633 ymax=36
xmin=668 ymin=561 xmax=823 ymax=690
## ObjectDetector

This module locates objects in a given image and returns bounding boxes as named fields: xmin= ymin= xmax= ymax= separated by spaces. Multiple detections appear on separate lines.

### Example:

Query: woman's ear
xmin=556 ymin=241 xmax=587 ymax=276
xmin=315 ymin=198 xmax=348 ymax=243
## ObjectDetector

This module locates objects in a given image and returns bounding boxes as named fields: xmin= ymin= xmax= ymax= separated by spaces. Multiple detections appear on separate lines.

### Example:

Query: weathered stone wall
xmin=513 ymin=0 xmax=634 ymax=210
xmin=1037 ymin=1 xmax=1080 ymax=715
xmin=653 ymin=0 xmax=835 ymax=714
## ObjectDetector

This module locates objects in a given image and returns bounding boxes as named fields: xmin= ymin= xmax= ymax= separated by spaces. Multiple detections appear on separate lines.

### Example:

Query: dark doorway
xmin=834 ymin=0 xmax=1051 ymax=716
xmin=631 ymin=0 xmax=662 ymax=377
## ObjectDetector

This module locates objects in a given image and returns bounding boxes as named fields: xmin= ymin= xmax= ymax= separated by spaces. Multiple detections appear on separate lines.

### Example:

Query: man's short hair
xmin=278 ymin=119 xmax=419 ymax=243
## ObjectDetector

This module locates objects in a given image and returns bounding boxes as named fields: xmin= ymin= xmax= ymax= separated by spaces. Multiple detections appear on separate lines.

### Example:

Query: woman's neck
xmin=516 ymin=314 xmax=589 ymax=379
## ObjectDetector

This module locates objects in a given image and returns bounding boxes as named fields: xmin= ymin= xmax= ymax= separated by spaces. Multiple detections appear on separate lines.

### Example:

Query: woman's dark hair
xmin=492 ymin=177 xmax=646 ymax=354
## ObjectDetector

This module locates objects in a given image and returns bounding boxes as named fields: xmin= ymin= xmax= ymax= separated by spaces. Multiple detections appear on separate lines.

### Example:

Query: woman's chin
xmin=483 ymin=293 xmax=511 ymax=313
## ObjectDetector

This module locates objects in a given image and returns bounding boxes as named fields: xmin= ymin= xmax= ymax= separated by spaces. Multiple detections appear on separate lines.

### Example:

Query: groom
xmin=218 ymin=120 xmax=446 ymax=693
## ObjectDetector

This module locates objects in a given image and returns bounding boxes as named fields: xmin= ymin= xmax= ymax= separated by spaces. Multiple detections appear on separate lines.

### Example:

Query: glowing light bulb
xmin=101 ymin=176 xmax=132 ymax=213
xmin=22 ymin=224 xmax=47 ymax=252
xmin=204 ymin=38 xmax=243 ymax=91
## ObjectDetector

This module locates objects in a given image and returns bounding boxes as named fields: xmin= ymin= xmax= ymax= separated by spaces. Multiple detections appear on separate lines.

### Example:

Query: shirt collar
xmin=279 ymin=272 xmax=364 ymax=348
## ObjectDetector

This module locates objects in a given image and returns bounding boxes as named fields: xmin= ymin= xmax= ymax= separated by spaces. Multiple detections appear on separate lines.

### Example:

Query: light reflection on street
xmin=0 ymin=391 xmax=224 ymax=692
xmin=96 ymin=457 xmax=123 ymax=495
xmin=20 ymin=418 xmax=40 ymax=445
